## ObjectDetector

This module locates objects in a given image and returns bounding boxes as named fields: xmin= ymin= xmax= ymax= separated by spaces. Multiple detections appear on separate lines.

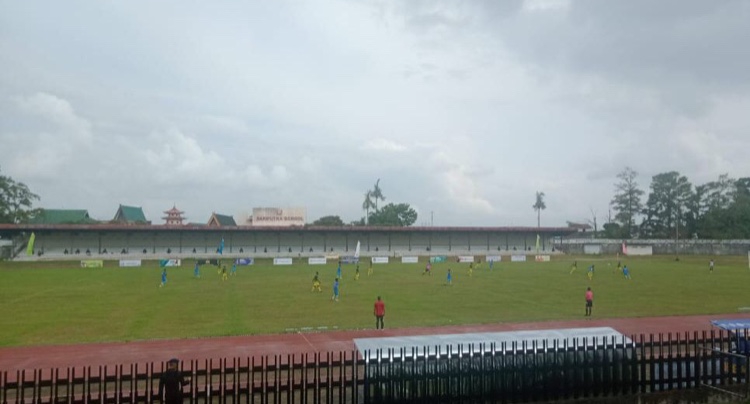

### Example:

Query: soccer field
xmin=0 ymin=255 xmax=748 ymax=347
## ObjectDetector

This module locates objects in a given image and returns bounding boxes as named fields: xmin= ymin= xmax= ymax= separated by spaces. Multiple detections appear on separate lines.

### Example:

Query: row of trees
xmin=311 ymin=179 xmax=418 ymax=227
xmin=0 ymin=167 xmax=39 ymax=224
xmin=606 ymin=168 xmax=750 ymax=239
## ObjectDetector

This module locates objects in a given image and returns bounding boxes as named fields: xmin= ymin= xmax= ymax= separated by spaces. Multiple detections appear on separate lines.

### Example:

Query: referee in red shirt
xmin=374 ymin=296 xmax=385 ymax=329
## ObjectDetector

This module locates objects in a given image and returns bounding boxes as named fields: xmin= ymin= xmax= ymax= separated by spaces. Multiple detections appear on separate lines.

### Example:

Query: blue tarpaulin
xmin=711 ymin=319 xmax=750 ymax=331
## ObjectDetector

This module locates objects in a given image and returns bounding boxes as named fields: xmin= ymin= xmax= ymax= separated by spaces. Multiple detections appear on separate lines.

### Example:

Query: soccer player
xmin=368 ymin=260 xmax=373 ymax=276
xmin=587 ymin=264 xmax=594 ymax=281
xmin=585 ymin=287 xmax=593 ymax=317
xmin=193 ymin=262 xmax=201 ymax=278
xmin=331 ymin=278 xmax=340 ymax=302
xmin=423 ymin=261 xmax=432 ymax=276
xmin=221 ymin=266 xmax=228 ymax=281
xmin=374 ymin=296 xmax=385 ymax=329
xmin=160 ymin=268 xmax=167 ymax=288
xmin=709 ymin=259 xmax=715 ymax=273
xmin=569 ymin=261 xmax=578 ymax=275
xmin=446 ymin=269 xmax=453 ymax=286
xmin=230 ymin=263 xmax=237 ymax=276
xmin=489 ymin=259 xmax=494 ymax=270
xmin=355 ymin=265 xmax=360 ymax=281
xmin=467 ymin=262 xmax=473 ymax=277
xmin=312 ymin=272 xmax=322 ymax=292
xmin=337 ymin=261 xmax=342 ymax=279
xmin=616 ymin=260 xmax=622 ymax=274
xmin=623 ymin=265 xmax=631 ymax=280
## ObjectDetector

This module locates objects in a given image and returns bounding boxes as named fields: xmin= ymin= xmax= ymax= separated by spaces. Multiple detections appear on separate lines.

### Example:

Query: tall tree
xmin=362 ymin=190 xmax=375 ymax=225
xmin=0 ymin=168 xmax=40 ymax=224
xmin=610 ymin=167 xmax=645 ymax=238
xmin=371 ymin=179 xmax=386 ymax=211
xmin=532 ymin=191 xmax=546 ymax=227
xmin=368 ymin=203 xmax=418 ymax=226
xmin=311 ymin=215 xmax=345 ymax=226
xmin=640 ymin=171 xmax=692 ymax=239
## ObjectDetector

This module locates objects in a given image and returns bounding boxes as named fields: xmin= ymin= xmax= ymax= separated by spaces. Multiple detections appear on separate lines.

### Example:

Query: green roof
xmin=113 ymin=205 xmax=148 ymax=223
xmin=209 ymin=213 xmax=237 ymax=226
xmin=30 ymin=209 xmax=96 ymax=225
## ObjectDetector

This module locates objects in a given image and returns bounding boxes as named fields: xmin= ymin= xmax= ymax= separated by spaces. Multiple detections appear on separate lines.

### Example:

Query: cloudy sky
xmin=2 ymin=0 xmax=750 ymax=226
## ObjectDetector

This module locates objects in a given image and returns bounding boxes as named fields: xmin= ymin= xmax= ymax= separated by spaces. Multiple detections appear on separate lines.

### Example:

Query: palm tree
xmin=371 ymin=179 xmax=386 ymax=211
xmin=362 ymin=190 xmax=376 ymax=225
xmin=533 ymin=191 xmax=546 ymax=227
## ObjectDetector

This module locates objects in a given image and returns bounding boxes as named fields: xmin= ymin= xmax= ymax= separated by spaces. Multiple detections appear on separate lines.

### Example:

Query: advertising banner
xmin=341 ymin=256 xmax=359 ymax=264
xmin=159 ymin=259 xmax=182 ymax=267
xmin=273 ymin=257 xmax=293 ymax=265
xmin=458 ymin=256 xmax=475 ymax=263
xmin=235 ymin=258 xmax=255 ymax=265
xmin=119 ymin=259 xmax=142 ymax=267
xmin=510 ymin=255 xmax=527 ymax=262
xmin=583 ymin=244 xmax=602 ymax=255
xmin=81 ymin=260 xmax=104 ymax=268
xmin=626 ymin=245 xmax=653 ymax=256
xmin=534 ymin=255 xmax=551 ymax=262
xmin=308 ymin=257 xmax=327 ymax=265
xmin=485 ymin=255 xmax=502 ymax=263
xmin=252 ymin=207 xmax=306 ymax=227
xmin=401 ymin=256 xmax=419 ymax=264
xmin=371 ymin=256 xmax=389 ymax=264
xmin=325 ymin=254 xmax=340 ymax=260
xmin=429 ymin=256 xmax=448 ymax=263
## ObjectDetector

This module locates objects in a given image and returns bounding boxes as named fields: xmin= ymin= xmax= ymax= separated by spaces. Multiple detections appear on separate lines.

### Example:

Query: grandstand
xmin=0 ymin=224 xmax=575 ymax=261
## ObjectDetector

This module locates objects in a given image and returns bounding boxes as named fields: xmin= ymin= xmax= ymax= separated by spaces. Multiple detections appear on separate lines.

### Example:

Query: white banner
xmin=119 ymin=259 xmax=142 ymax=267
xmin=458 ymin=256 xmax=475 ymax=263
xmin=159 ymin=259 xmax=182 ymax=267
xmin=325 ymin=254 xmax=340 ymax=260
xmin=627 ymin=245 xmax=653 ymax=256
xmin=371 ymin=256 xmax=389 ymax=264
xmin=252 ymin=207 xmax=306 ymax=227
xmin=534 ymin=255 xmax=551 ymax=262
xmin=401 ymin=256 xmax=419 ymax=264
xmin=485 ymin=255 xmax=502 ymax=263
xmin=511 ymin=255 xmax=527 ymax=262
xmin=273 ymin=257 xmax=293 ymax=265
xmin=583 ymin=244 xmax=602 ymax=255
xmin=354 ymin=241 xmax=361 ymax=259
xmin=308 ymin=257 xmax=327 ymax=265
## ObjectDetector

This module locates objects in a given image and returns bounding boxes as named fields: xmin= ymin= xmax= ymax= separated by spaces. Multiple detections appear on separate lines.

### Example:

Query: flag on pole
xmin=354 ymin=241 xmax=361 ymax=261
xmin=26 ymin=232 xmax=36 ymax=256
xmin=622 ymin=241 xmax=628 ymax=256
xmin=535 ymin=234 xmax=540 ymax=253
xmin=218 ymin=237 xmax=224 ymax=255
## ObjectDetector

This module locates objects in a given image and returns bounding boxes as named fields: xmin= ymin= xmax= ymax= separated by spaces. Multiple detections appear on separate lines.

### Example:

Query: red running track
xmin=2 ymin=313 xmax=750 ymax=371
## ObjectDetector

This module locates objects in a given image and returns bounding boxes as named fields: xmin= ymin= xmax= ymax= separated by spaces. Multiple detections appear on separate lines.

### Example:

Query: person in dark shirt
xmin=158 ymin=358 xmax=189 ymax=404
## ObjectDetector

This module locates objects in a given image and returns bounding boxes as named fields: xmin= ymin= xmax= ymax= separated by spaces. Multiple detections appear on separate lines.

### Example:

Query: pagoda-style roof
xmin=207 ymin=213 xmax=237 ymax=227
xmin=29 ymin=209 xmax=97 ymax=225
xmin=162 ymin=205 xmax=186 ymax=225
xmin=163 ymin=205 xmax=184 ymax=215
xmin=113 ymin=204 xmax=149 ymax=224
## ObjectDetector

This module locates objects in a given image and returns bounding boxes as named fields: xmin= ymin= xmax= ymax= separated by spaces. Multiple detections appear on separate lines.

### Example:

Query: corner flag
xmin=354 ymin=241 xmax=361 ymax=261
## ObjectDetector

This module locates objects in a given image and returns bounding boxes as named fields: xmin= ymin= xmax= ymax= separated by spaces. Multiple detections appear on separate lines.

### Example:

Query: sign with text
xmin=308 ymin=257 xmax=327 ymax=265
xmin=81 ymin=260 xmax=104 ymax=268
xmin=235 ymin=258 xmax=255 ymax=265
xmin=511 ymin=255 xmax=527 ymax=262
xmin=535 ymin=255 xmax=551 ymax=262
xmin=485 ymin=255 xmax=502 ymax=263
xmin=371 ymin=256 xmax=389 ymax=264
xmin=341 ymin=256 xmax=359 ymax=264
xmin=252 ymin=207 xmax=306 ymax=227
xmin=458 ymin=256 xmax=475 ymax=263
xmin=429 ymin=256 xmax=448 ymax=263
xmin=273 ymin=257 xmax=293 ymax=265
xmin=401 ymin=256 xmax=419 ymax=264
xmin=119 ymin=259 xmax=142 ymax=267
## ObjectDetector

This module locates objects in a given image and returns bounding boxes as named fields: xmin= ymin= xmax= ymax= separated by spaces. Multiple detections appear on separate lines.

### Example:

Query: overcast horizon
xmin=2 ymin=1 xmax=750 ymax=227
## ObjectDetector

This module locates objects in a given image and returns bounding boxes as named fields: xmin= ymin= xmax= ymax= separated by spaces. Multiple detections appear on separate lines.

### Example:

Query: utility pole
xmin=431 ymin=211 xmax=434 ymax=226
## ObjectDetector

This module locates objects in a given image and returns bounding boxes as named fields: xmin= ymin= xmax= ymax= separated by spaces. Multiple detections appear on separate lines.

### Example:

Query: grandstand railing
xmin=1 ymin=330 xmax=748 ymax=403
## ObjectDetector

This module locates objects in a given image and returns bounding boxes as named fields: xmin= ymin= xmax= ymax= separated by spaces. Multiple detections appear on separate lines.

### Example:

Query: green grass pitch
xmin=0 ymin=255 xmax=748 ymax=347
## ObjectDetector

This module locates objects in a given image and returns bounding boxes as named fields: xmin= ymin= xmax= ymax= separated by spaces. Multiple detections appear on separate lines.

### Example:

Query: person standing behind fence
xmin=585 ymin=287 xmax=593 ymax=317
xmin=158 ymin=358 xmax=190 ymax=404
xmin=374 ymin=296 xmax=385 ymax=329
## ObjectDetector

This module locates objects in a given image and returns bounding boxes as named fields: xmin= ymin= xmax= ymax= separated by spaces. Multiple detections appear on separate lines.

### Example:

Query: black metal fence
xmin=2 ymin=330 xmax=749 ymax=403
